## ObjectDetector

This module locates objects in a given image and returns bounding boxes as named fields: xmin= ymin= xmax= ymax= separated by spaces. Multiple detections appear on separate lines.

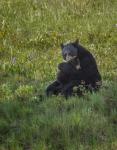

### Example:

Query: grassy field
xmin=0 ymin=0 xmax=117 ymax=149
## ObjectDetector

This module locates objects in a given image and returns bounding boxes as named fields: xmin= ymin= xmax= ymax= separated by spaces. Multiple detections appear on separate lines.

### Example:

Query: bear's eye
xmin=63 ymin=52 xmax=68 ymax=57
xmin=68 ymin=52 xmax=72 ymax=56
xmin=64 ymin=52 xmax=72 ymax=56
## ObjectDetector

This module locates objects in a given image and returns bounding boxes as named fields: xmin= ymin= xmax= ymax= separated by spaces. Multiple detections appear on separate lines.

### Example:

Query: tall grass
xmin=0 ymin=83 xmax=117 ymax=150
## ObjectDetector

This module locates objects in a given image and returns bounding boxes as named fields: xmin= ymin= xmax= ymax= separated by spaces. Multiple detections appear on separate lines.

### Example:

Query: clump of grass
xmin=15 ymin=85 xmax=34 ymax=101
xmin=0 ymin=83 xmax=13 ymax=101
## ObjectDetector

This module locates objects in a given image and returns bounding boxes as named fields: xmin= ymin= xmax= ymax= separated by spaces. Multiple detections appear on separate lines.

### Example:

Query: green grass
xmin=0 ymin=0 xmax=117 ymax=149
xmin=0 ymin=83 xmax=117 ymax=150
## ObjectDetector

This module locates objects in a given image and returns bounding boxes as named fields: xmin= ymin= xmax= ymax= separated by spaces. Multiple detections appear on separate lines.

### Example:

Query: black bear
xmin=46 ymin=39 xmax=102 ymax=98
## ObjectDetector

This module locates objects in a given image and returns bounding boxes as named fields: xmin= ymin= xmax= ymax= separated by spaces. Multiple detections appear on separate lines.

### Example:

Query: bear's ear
xmin=72 ymin=39 xmax=79 ymax=47
xmin=74 ymin=39 xmax=79 ymax=45
xmin=61 ymin=43 xmax=64 ymax=49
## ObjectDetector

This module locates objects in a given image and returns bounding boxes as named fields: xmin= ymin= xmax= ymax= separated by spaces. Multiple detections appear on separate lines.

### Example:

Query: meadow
xmin=0 ymin=0 xmax=117 ymax=149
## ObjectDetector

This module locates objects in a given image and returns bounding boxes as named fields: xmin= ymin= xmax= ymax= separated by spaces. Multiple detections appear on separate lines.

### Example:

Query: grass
xmin=0 ymin=0 xmax=117 ymax=149
xmin=0 ymin=84 xmax=117 ymax=150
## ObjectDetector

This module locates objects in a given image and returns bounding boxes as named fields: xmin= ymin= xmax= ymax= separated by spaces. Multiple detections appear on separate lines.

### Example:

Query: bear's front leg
xmin=61 ymin=82 xmax=75 ymax=99
xmin=46 ymin=81 xmax=62 ymax=96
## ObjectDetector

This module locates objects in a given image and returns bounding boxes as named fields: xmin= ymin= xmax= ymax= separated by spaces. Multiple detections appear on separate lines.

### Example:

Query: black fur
xmin=46 ymin=40 xmax=102 ymax=98
xmin=57 ymin=58 xmax=80 ymax=84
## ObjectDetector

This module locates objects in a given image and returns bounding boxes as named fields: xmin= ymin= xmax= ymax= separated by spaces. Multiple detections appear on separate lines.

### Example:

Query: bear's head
xmin=61 ymin=39 xmax=79 ymax=62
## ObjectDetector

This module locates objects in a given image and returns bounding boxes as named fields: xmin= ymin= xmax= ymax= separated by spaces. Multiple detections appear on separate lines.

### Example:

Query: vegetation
xmin=0 ymin=0 xmax=117 ymax=149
